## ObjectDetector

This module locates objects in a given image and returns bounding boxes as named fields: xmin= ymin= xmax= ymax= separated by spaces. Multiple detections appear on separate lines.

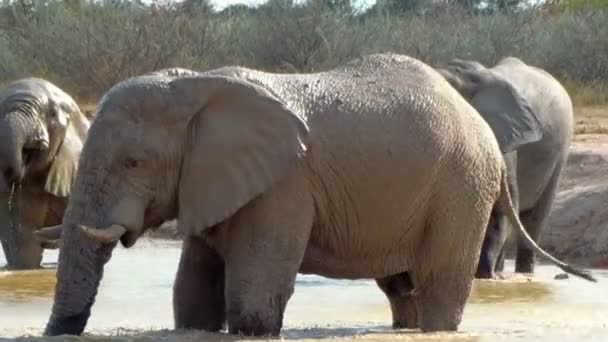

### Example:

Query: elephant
xmin=0 ymin=78 xmax=89 ymax=269
xmin=36 ymin=53 xmax=594 ymax=337
xmin=435 ymin=57 xmax=574 ymax=279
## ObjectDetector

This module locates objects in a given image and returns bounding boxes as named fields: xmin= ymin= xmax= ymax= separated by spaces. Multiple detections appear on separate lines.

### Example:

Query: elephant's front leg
xmin=173 ymin=235 xmax=226 ymax=332
xmin=224 ymin=231 xmax=309 ymax=336
xmin=376 ymin=272 xmax=418 ymax=329
xmin=222 ymin=196 xmax=313 ymax=336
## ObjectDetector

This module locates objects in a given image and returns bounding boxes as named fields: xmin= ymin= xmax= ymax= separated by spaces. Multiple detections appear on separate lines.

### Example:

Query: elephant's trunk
xmin=44 ymin=197 xmax=117 ymax=335
xmin=0 ymin=213 xmax=44 ymax=269
xmin=0 ymin=113 xmax=32 ymax=188
xmin=0 ymin=112 xmax=46 ymax=269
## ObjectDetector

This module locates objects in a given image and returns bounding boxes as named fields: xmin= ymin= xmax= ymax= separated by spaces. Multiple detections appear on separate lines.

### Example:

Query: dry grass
xmin=562 ymin=79 xmax=608 ymax=107
xmin=2 ymin=2 xmax=608 ymax=100
xmin=573 ymin=105 xmax=608 ymax=141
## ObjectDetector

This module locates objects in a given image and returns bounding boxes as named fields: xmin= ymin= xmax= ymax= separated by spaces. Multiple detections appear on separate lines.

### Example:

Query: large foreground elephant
xmin=0 ymin=78 xmax=89 ymax=269
xmin=38 ymin=54 xmax=593 ymax=337
xmin=436 ymin=57 xmax=574 ymax=278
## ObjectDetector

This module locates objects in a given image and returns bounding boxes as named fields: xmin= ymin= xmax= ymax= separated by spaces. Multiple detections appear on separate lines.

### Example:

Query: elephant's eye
xmin=123 ymin=157 xmax=140 ymax=169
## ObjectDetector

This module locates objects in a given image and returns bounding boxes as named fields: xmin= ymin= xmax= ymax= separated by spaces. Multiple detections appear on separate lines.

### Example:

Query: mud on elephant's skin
xmin=39 ymin=53 xmax=595 ymax=338
xmin=436 ymin=57 xmax=574 ymax=279
xmin=0 ymin=78 xmax=89 ymax=270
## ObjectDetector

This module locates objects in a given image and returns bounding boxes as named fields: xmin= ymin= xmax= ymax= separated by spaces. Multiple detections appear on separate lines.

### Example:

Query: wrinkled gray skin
xmin=41 ymin=54 xmax=593 ymax=337
xmin=436 ymin=57 xmax=574 ymax=279
xmin=0 ymin=78 xmax=88 ymax=269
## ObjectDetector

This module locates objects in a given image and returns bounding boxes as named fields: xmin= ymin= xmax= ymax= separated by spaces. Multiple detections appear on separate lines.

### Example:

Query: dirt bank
xmin=540 ymin=140 xmax=608 ymax=268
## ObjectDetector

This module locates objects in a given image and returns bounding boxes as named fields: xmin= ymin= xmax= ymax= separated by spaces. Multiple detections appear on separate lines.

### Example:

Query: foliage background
xmin=0 ymin=0 xmax=607 ymax=105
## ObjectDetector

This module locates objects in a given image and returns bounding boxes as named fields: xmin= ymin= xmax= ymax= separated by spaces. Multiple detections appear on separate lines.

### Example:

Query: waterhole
xmin=1 ymin=239 xmax=606 ymax=341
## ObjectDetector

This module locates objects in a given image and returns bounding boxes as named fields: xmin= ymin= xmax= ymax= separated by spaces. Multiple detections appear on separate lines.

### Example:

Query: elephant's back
xmin=270 ymin=55 xmax=504 ymax=272
xmin=263 ymin=53 xmax=504 ymax=193
xmin=232 ymin=53 xmax=504 ymax=182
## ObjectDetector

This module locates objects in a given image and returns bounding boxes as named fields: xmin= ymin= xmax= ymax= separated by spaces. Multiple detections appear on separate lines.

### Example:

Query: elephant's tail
xmin=497 ymin=168 xmax=597 ymax=282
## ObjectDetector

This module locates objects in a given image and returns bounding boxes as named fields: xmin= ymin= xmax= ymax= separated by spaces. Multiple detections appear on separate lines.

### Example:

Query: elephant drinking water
xmin=0 ymin=78 xmax=89 ymax=269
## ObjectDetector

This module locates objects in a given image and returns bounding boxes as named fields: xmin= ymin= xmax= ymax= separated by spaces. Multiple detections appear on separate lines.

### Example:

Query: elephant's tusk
xmin=41 ymin=240 xmax=60 ymax=249
xmin=34 ymin=225 xmax=63 ymax=241
xmin=79 ymin=224 xmax=127 ymax=244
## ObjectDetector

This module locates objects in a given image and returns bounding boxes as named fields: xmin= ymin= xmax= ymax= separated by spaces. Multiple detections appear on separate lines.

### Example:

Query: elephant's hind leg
xmin=475 ymin=208 xmax=502 ymax=279
xmin=173 ymin=235 xmax=226 ymax=332
xmin=415 ymin=191 xmax=493 ymax=332
xmin=376 ymin=272 xmax=418 ymax=329
xmin=477 ymin=156 xmax=519 ymax=279
xmin=516 ymin=161 xmax=563 ymax=274
xmin=415 ymin=264 xmax=473 ymax=332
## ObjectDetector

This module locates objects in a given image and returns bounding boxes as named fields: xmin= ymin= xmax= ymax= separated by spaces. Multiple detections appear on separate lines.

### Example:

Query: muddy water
xmin=0 ymin=239 xmax=607 ymax=341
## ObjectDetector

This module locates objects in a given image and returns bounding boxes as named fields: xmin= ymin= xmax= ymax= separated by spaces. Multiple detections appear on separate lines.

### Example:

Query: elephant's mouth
xmin=119 ymin=228 xmax=141 ymax=248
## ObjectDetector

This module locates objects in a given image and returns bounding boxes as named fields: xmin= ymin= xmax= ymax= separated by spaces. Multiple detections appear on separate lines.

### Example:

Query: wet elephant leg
xmin=173 ymin=235 xmax=226 ymax=332
xmin=477 ymin=154 xmax=519 ymax=279
xmin=516 ymin=161 xmax=563 ymax=274
xmin=416 ymin=186 xmax=492 ymax=332
xmin=223 ymin=192 xmax=313 ymax=336
xmin=415 ymin=263 xmax=473 ymax=332
xmin=224 ymin=231 xmax=308 ymax=336
xmin=476 ymin=209 xmax=503 ymax=279
xmin=494 ymin=243 xmax=507 ymax=273
xmin=376 ymin=272 xmax=418 ymax=329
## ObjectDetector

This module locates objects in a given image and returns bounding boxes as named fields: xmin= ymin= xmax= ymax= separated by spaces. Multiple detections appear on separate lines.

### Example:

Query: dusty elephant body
xmin=0 ymin=78 xmax=89 ymax=269
xmin=40 ymin=54 xmax=593 ymax=337
xmin=436 ymin=57 xmax=574 ymax=278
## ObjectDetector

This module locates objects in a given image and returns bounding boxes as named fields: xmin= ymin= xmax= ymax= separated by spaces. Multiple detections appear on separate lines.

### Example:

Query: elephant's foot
xmin=416 ymin=290 xmax=463 ymax=332
xmin=376 ymin=273 xmax=419 ymax=329
xmin=227 ymin=313 xmax=282 ymax=336
xmin=226 ymin=295 xmax=286 ymax=336
xmin=515 ymin=248 xmax=536 ymax=274
xmin=475 ymin=261 xmax=496 ymax=279
xmin=390 ymin=296 xmax=418 ymax=329
xmin=415 ymin=269 xmax=470 ymax=332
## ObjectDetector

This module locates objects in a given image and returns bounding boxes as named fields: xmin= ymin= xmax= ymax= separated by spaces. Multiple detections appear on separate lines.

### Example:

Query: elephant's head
xmin=42 ymin=72 xmax=309 ymax=335
xmin=435 ymin=59 xmax=542 ymax=153
xmin=0 ymin=78 xmax=88 ymax=269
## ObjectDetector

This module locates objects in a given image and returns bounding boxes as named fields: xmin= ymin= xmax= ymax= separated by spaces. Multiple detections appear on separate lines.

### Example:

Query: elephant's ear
xmin=470 ymin=76 xmax=542 ymax=153
xmin=436 ymin=62 xmax=542 ymax=153
xmin=44 ymin=103 xmax=89 ymax=197
xmin=171 ymin=75 xmax=310 ymax=235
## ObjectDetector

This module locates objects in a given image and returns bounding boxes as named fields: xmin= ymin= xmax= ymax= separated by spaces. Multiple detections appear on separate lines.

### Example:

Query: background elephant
xmin=38 ymin=54 xmax=592 ymax=337
xmin=436 ymin=57 xmax=574 ymax=279
xmin=0 ymin=78 xmax=89 ymax=269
